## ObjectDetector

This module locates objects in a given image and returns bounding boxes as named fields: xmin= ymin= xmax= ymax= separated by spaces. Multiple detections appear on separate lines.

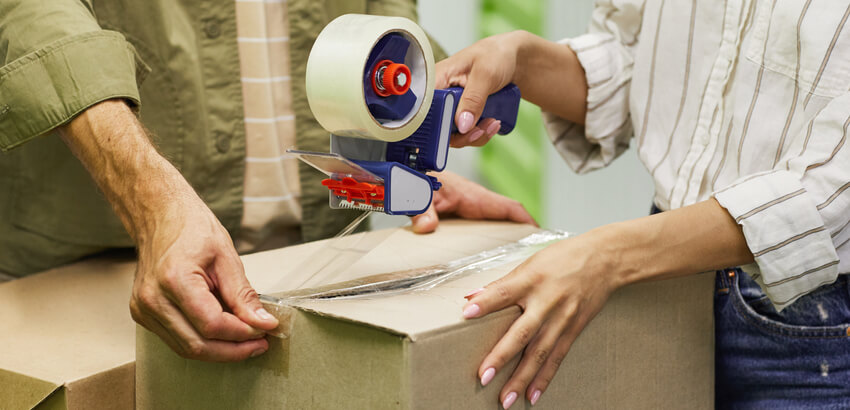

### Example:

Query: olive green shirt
xmin=0 ymin=0 xmax=444 ymax=276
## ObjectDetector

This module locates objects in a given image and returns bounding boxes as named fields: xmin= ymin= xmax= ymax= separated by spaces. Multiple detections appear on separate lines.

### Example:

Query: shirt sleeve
xmin=714 ymin=91 xmax=850 ymax=311
xmin=543 ymin=0 xmax=644 ymax=174
xmin=0 ymin=0 xmax=146 ymax=152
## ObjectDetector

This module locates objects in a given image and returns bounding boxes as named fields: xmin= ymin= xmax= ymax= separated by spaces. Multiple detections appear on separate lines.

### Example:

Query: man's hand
xmin=410 ymin=171 xmax=537 ymax=233
xmin=59 ymin=99 xmax=278 ymax=361
xmin=130 ymin=196 xmax=279 ymax=361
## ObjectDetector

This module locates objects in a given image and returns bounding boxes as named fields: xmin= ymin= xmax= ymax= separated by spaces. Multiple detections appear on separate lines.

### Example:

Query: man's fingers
xmin=509 ymin=201 xmax=538 ymax=226
xmin=212 ymin=252 xmax=279 ymax=331
xmin=410 ymin=202 xmax=439 ymax=234
xmin=161 ymin=269 xmax=266 ymax=341
xmin=132 ymin=306 xmax=186 ymax=356
xmin=477 ymin=190 xmax=536 ymax=226
xmin=502 ymin=199 xmax=537 ymax=226
xmin=455 ymin=64 xmax=504 ymax=134
xmin=141 ymin=296 xmax=270 ymax=362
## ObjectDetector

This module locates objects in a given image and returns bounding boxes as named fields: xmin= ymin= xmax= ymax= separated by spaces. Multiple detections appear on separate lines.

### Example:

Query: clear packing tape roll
xmin=306 ymin=14 xmax=436 ymax=142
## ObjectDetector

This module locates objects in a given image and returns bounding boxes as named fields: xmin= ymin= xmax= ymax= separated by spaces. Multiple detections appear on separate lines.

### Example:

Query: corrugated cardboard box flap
xmin=0 ymin=257 xmax=137 ymax=409
xmin=254 ymin=221 xmax=539 ymax=341
xmin=0 ymin=367 xmax=61 ymax=409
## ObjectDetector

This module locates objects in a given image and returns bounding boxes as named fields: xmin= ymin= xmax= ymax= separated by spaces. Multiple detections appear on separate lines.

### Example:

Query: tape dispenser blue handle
xmin=446 ymin=84 xmax=521 ymax=134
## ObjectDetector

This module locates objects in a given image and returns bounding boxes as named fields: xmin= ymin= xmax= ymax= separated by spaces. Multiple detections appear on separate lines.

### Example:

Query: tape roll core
xmin=306 ymin=14 xmax=436 ymax=142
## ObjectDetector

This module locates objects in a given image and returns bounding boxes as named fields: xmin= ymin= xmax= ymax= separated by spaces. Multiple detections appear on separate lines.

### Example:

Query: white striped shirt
xmin=545 ymin=0 xmax=850 ymax=310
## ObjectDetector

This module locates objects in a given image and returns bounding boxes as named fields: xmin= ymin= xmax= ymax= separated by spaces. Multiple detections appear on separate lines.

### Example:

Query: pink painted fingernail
xmin=481 ymin=367 xmax=496 ymax=386
xmin=458 ymin=111 xmax=474 ymax=133
xmin=468 ymin=129 xmax=485 ymax=143
xmin=530 ymin=389 xmax=542 ymax=406
xmin=464 ymin=287 xmax=485 ymax=299
xmin=462 ymin=303 xmax=481 ymax=318
xmin=255 ymin=307 xmax=274 ymax=321
xmin=502 ymin=392 xmax=518 ymax=409
xmin=486 ymin=120 xmax=502 ymax=136
xmin=250 ymin=348 xmax=266 ymax=358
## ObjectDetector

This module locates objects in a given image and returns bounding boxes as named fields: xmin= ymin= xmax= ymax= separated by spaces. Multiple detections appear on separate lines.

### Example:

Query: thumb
xmin=455 ymin=64 xmax=504 ymax=134
xmin=411 ymin=204 xmax=440 ymax=234
xmin=215 ymin=252 xmax=279 ymax=331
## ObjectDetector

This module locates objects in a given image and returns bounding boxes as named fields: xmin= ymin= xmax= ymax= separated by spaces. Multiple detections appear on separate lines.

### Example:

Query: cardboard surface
xmin=0 ymin=256 xmax=136 ymax=409
xmin=137 ymin=221 xmax=714 ymax=409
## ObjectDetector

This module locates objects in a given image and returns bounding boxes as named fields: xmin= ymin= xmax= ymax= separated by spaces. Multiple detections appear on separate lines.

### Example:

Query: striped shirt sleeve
xmin=714 ymin=91 xmax=850 ymax=311
xmin=542 ymin=0 xmax=643 ymax=174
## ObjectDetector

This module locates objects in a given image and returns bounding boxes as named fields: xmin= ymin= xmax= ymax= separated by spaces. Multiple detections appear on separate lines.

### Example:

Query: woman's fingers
xmin=462 ymin=272 xmax=533 ymax=320
xmin=476 ymin=309 xmax=546 ymax=387
xmin=450 ymin=117 xmax=502 ymax=148
xmin=499 ymin=304 xmax=575 ymax=406
xmin=456 ymin=62 xmax=509 ymax=133
xmin=459 ymin=237 xmax=616 ymax=408
xmin=526 ymin=325 xmax=583 ymax=403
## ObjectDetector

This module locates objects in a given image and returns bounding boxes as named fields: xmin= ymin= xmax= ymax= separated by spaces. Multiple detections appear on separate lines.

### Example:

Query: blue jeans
xmin=650 ymin=205 xmax=850 ymax=408
xmin=715 ymin=268 xmax=850 ymax=409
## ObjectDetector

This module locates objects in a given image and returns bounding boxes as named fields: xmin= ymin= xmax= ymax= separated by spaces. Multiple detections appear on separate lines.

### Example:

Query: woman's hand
xmin=458 ymin=199 xmax=754 ymax=408
xmin=461 ymin=234 xmax=619 ymax=408
xmin=437 ymin=30 xmax=589 ymax=148
xmin=437 ymin=31 xmax=526 ymax=147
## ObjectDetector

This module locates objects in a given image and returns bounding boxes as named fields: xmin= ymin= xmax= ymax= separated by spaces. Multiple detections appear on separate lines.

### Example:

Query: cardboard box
xmin=136 ymin=221 xmax=714 ymax=409
xmin=0 ymin=256 xmax=136 ymax=410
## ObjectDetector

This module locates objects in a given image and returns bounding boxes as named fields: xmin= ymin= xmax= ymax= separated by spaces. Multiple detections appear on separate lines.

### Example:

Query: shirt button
xmin=216 ymin=132 xmax=232 ymax=153
xmin=203 ymin=19 xmax=221 ymax=39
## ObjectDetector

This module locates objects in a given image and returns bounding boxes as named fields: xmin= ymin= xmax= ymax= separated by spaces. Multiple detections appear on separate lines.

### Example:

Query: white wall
xmin=372 ymin=0 xmax=654 ymax=233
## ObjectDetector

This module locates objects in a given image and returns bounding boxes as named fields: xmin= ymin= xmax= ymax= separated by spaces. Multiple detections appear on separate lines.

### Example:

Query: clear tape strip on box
xmin=264 ymin=211 xmax=385 ymax=293
xmin=260 ymin=230 xmax=570 ymax=305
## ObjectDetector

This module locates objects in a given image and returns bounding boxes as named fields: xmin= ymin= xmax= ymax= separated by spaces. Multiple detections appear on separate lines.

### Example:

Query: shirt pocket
xmin=745 ymin=1 xmax=850 ymax=99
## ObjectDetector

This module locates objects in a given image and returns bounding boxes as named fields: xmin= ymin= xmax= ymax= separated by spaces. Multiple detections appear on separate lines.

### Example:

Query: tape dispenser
xmin=289 ymin=14 xmax=520 ymax=215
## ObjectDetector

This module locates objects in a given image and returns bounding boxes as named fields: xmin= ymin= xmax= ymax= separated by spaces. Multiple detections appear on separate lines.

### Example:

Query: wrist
xmin=509 ymin=32 xmax=587 ymax=124
xmin=59 ymin=100 xmax=205 ymax=245
xmin=583 ymin=220 xmax=655 ymax=290
xmin=511 ymin=30 xmax=537 ymax=89
xmin=126 ymin=169 xmax=202 ymax=247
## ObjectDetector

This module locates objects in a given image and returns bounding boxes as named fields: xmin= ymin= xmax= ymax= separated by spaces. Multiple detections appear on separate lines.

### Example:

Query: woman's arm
xmin=512 ymin=31 xmax=588 ymax=124
xmin=462 ymin=198 xmax=752 ymax=408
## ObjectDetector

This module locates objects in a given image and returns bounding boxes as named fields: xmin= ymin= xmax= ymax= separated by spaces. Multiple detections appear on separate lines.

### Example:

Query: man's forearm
xmin=589 ymin=199 xmax=755 ymax=288
xmin=513 ymin=31 xmax=588 ymax=125
xmin=58 ymin=99 xmax=200 ymax=245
